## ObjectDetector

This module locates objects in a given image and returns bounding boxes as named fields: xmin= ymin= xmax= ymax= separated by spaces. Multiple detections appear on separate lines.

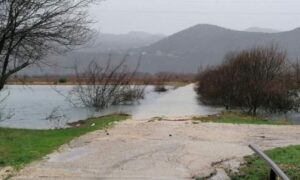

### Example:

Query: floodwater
xmin=0 ymin=84 xmax=219 ymax=129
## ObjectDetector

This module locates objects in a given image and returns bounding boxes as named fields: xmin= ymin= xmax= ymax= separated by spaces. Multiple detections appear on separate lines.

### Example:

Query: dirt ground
xmin=11 ymin=118 xmax=300 ymax=180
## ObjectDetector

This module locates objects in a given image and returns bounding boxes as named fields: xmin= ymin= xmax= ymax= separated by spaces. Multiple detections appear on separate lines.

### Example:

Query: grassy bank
xmin=231 ymin=145 xmax=300 ymax=180
xmin=0 ymin=115 xmax=128 ymax=169
xmin=192 ymin=112 xmax=290 ymax=125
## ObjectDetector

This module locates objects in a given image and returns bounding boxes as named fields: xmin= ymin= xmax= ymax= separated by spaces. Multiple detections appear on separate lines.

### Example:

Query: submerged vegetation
xmin=0 ymin=115 xmax=128 ymax=169
xmin=231 ymin=145 xmax=300 ymax=180
xmin=153 ymin=72 xmax=172 ymax=92
xmin=58 ymin=78 xmax=68 ymax=84
xmin=154 ymin=85 xmax=168 ymax=92
xmin=70 ymin=57 xmax=146 ymax=110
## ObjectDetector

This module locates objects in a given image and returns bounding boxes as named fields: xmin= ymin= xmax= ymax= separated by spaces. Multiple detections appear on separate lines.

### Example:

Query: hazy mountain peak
xmin=126 ymin=31 xmax=165 ymax=39
xmin=186 ymin=24 xmax=231 ymax=32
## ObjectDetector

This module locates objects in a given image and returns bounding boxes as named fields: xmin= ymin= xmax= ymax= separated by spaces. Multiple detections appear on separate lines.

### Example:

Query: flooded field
xmin=0 ymin=84 xmax=218 ymax=129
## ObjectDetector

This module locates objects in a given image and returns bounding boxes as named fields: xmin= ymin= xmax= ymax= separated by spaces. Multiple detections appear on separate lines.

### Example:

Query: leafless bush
xmin=153 ymin=72 xmax=172 ymax=92
xmin=154 ymin=85 xmax=168 ymax=92
xmin=196 ymin=45 xmax=300 ymax=115
xmin=70 ymin=55 xmax=146 ymax=110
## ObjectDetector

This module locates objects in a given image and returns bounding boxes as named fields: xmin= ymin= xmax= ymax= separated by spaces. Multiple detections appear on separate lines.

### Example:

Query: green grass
xmin=192 ymin=112 xmax=290 ymax=125
xmin=231 ymin=145 xmax=300 ymax=180
xmin=0 ymin=115 xmax=128 ymax=169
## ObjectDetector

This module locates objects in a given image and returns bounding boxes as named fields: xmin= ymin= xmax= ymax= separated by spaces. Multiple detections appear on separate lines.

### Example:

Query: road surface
xmin=12 ymin=118 xmax=300 ymax=179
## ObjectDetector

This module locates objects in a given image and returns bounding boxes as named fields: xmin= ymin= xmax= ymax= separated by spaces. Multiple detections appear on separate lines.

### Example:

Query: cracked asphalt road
xmin=12 ymin=119 xmax=300 ymax=180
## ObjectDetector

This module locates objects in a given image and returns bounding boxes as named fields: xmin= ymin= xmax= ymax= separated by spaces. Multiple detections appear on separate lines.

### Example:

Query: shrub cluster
xmin=195 ymin=45 xmax=300 ymax=115
xmin=71 ymin=58 xmax=146 ymax=110
xmin=154 ymin=85 xmax=168 ymax=92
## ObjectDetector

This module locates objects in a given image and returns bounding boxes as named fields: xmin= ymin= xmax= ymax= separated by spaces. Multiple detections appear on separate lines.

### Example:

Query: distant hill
xmin=21 ymin=25 xmax=300 ymax=75
xmin=244 ymin=27 xmax=280 ymax=33
xmin=93 ymin=31 xmax=165 ymax=51
xmin=134 ymin=24 xmax=300 ymax=73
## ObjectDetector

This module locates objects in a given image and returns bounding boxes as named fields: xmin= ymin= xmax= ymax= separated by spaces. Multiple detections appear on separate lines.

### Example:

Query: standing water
xmin=0 ymin=84 xmax=218 ymax=129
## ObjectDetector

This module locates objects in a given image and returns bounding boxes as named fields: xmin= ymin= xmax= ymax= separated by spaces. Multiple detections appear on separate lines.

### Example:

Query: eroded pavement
xmin=12 ymin=119 xmax=300 ymax=180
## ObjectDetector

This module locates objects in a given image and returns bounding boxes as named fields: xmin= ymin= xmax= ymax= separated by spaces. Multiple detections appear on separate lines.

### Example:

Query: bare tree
xmin=70 ymin=55 xmax=146 ymax=110
xmin=0 ymin=0 xmax=96 ymax=90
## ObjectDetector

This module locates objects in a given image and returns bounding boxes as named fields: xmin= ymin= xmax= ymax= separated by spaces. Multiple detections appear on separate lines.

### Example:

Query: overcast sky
xmin=89 ymin=0 xmax=300 ymax=35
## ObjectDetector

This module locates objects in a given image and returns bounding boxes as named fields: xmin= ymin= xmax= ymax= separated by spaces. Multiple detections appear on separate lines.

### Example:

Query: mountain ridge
xmin=22 ymin=24 xmax=300 ymax=75
xmin=133 ymin=24 xmax=300 ymax=73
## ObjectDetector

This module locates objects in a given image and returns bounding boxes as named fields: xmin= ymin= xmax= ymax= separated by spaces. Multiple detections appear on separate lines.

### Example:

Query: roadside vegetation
xmin=0 ymin=115 xmax=128 ymax=169
xmin=192 ymin=112 xmax=290 ymax=125
xmin=230 ymin=145 xmax=300 ymax=180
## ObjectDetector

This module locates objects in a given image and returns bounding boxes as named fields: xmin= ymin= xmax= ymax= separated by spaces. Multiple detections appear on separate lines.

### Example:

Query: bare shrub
xmin=196 ymin=45 xmax=300 ymax=115
xmin=154 ymin=85 xmax=168 ymax=92
xmin=70 ymin=55 xmax=146 ymax=110
xmin=153 ymin=72 xmax=172 ymax=92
